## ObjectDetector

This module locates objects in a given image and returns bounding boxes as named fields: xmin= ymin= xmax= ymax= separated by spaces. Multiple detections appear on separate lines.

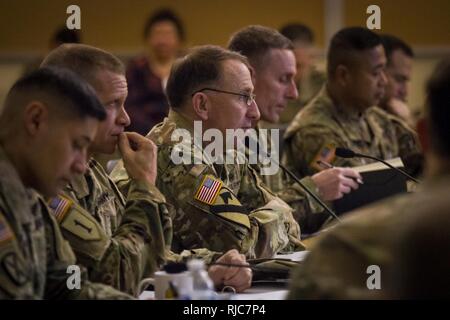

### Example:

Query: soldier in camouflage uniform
xmin=0 ymin=68 xmax=131 ymax=299
xmin=287 ymin=58 xmax=450 ymax=299
xmin=228 ymin=25 xmax=362 ymax=234
xmin=111 ymin=45 xmax=304 ymax=259
xmin=379 ymin=34 xmax=416 ymax=128
xmin=283 ymin=27 xmax=422 ymax=180
xmin=42 ymin=44 xmax=252 ymax=295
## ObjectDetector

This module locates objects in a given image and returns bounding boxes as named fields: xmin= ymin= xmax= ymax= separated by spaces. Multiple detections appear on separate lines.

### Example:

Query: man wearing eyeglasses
xmin=228 ymin=25 xmax=363 ymax=234
xmin=112 ymin=45 xmax=305 ymax=259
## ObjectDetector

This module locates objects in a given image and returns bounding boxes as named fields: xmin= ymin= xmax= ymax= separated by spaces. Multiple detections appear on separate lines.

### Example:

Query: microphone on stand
xmin=246 ymin=136 xmax=341 ymax=223
xmin=334 ymin=147 xmax=421 ymax=184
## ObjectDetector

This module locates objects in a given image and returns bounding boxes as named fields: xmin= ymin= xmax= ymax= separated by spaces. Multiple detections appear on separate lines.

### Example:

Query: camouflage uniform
xmin=50 ymin=159 xmax=220 ymax=297
xmin=279 ymin=68 xmax=326 ymax=125
xmin=111 ymin=110 xmax=305 ymax=259
xmin=283 ymin=86 xmax=422 ymax=178
xmin=287 ymin=175 xmax=450 ymax=299
xmin=0 ymin=147 xmax=131 ymax=299
xmin=47 ymin=159 xmax=169 ymax=296
xmin=249 ymin=126 xmax=326 ymax=234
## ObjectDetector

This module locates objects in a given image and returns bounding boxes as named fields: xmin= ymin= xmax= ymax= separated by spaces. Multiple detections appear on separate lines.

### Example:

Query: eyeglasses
xmin=192 ymin=88 xmax=256 ymax=106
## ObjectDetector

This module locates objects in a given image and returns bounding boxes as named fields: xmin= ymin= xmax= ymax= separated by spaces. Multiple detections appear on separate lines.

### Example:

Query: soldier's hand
xmin=387 ymin=98 xmax=415 ymax=128
xmin=208 ymin=249 xmax=252 ymax=293
xmin=118 ymin=132 xmax=157 ymax=185
xmin=312 ymin=167 xmax=363 ymax=200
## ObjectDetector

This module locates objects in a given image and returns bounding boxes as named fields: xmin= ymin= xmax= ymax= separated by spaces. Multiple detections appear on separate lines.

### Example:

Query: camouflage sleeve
xmin=53 ymin=180 xmax=169 ymax=297
xmin=285 ymin=126 xmax=360 ymax=176
xmin=111 ymin=159 xmax=173 ymax=250
xmin=42 ymin=205 xmax=133 ymax=300
xmin=389 ymin=115 xmax=423 ymax=176
xmin=287 ymin=198 xmax=403 ymax=300
xmin=288 ymin=223 xmax=393 ymax=300
xmin=238 ymin=163 xmax=305 ymax=255
xmin=0 ymin=210 xmax=37 ymax=299
xmin=251 ymin=163 xmax=325 ymax=233
xmin=275 ymin=175 xmax=326 ymax=227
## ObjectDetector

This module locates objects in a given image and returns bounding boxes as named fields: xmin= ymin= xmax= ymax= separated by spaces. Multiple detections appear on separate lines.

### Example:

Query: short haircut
xmin=426 ymin=57 xmax=450 ymax=156
xmin=41 ymin=43 xmax=125 ymax=88
xmin=279 ymin=23 xmax=314 ymax=45
xmin=143 ymin=8 xmax=185 ymax=41
xmin=1 ymin=67 xmax=106 ymax=128
xmin=327 ymin=27 xmax=382 ymax=77
xmin=381 ymin=34 xmax=414 ymax=65
xmin=228 ymin=25 xmax=293 ymax=69
xmin=166 ymin=45 xmax=249 ymax=109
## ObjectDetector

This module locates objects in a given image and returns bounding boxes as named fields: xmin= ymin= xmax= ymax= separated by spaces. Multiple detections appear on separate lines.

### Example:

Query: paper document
xmin=274 ymin=251 xmax=310 ymax=262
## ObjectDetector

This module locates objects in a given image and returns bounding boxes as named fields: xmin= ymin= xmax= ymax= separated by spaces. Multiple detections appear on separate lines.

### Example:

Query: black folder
xmin=333 ymin=158 xmax=408 ymax=215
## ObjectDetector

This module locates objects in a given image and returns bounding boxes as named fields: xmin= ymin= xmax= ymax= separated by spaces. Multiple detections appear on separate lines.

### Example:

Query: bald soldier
xmin=42 ymin=44 xmax=251 ymax=295
xmin=112 ymin=45 xmax=304 ymax=259
xmin=288 ymin=58 xmax=450 ymax=299
xmin=283 ymin=27 xmax=422 ymax=180
xmin=228 ymin=25 xmax=362 ymax=233
xmin=0 ymin=68 xmax=130 ymax=299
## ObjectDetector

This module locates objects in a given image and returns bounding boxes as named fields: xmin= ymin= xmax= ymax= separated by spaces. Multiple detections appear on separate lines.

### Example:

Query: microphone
xmin=335 ymin=147 xmax=421 ymax=184
xmin=162 ymin=261 xmax=280 ymax=273
xmin=246 ymin=136 xmax=341 ymax=223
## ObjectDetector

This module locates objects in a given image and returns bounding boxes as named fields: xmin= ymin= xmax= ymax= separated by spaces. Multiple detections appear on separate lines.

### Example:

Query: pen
xmin=316 ymin=160 xmax=334 ymax=169
xmin=316 ymin=160 xmax=363 ymax=184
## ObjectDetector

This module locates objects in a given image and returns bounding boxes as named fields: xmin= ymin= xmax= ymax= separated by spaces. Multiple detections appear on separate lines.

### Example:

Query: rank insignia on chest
xmin=194 ymin=175 xmax=223 ymax=205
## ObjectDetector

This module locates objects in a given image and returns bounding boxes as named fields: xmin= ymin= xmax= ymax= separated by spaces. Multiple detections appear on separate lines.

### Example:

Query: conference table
xmin=139 ymin=251 xmax=309 ymax=300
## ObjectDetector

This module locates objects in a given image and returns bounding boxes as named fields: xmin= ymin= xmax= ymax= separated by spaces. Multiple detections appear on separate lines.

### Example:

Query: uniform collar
xmin=68 ymin=159 xmax=93 ymax=199
xmin=322 ymin=88 xmax=373 ymax=143
xmin=168 ymin=109 xmax=195 ymax=133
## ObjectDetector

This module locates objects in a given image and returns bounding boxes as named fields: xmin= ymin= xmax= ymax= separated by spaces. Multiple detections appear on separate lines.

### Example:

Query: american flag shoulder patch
xmin=48 ymin=195 xmax=73 ymax=222
xmin=311 ymin=143 xmax=336 ymax=171
xmin=194 ymin=175 xmax=223 ymax=205
xmin=0 ymin=214 xmax=14 ymax=245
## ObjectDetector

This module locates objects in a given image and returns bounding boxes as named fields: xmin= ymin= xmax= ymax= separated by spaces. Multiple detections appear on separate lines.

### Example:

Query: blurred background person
xmin=125 ymin=8 xmax=185 ymax=135
xmin=278 ymin=23 xmax=326 ymax=125
xmin=379 ymin=34 xmax=416 ymax=128
xmin=22 ymin=26 xmax=82 ymax=76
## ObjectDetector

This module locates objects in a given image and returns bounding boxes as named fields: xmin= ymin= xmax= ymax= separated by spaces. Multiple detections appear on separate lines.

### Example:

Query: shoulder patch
xmin=48 ymin=195 xmax=73 ymax=222
xmin=60 ymin=206 xmax=102 ymax=241
xmin=0 ymin=214 xmax=14 ymax=246
xmin=210 ymin=187 xmax=250 ymax=229
xmin=194 ymin=175 xmax=223 ymax=205
xmin=1 ymin=252 xmax=28 ymax=286
xmin=310 ymin=143 xmax=336 ymax=171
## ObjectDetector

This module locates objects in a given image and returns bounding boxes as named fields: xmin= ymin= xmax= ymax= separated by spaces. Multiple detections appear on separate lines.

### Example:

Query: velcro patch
xmin=194 ymin=175 xmax=223 ymax=205
xmin=0 ymin=214 xmax=14 ymax=246
xmin=48 ymin=195 xmax=73 ymax=222
xmin=310 ymin=143 xmax=336 ymax=171
xmin=61 ymin=208 xmax=101 ymax=241
xmin=210 ymin=188 xmax=250 ymax=229
xmin=1 ymin=252 xmax=28 ymax=285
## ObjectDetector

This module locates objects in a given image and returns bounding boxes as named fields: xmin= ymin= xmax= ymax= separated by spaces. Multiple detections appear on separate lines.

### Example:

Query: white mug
xmin=140 ymin=271 xmax=193 ymax=300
